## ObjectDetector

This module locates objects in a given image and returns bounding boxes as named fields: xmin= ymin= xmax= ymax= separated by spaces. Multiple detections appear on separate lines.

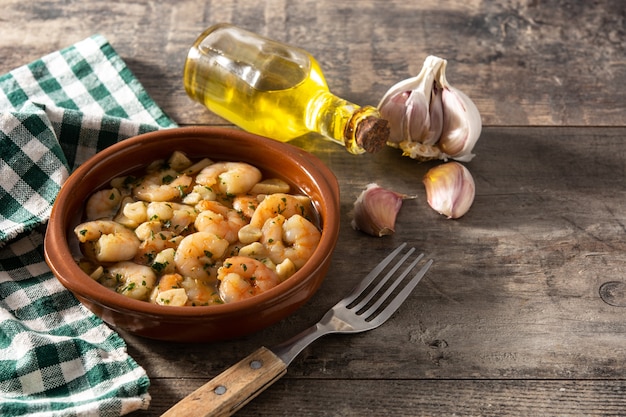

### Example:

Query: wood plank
xmin=1 ymin=0 xmax=624 ymax=127
xmin=134 ymin=378 xmax=626 ymax=416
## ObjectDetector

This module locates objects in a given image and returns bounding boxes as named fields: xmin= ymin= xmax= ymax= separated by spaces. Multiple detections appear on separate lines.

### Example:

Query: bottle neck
xmin=307 ymin=92 xmax=389 ymax=154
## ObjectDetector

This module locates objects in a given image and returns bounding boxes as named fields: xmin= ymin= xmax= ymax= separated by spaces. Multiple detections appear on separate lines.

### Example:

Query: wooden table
xmin=3 ymin=0 xmax=626 ymax=415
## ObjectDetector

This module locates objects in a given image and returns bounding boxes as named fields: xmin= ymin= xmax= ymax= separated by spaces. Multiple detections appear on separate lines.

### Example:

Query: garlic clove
xmin=425 ymin=84 xmax=443 ymax=146
xmin=423 ymin=162 xmax=475 ymax=219
xmin=379 ymin=91 xmax=413 ymax=146
xmin=436 ymin=63 xmax=482 ymax=162
xmin=351 ymin=183 xmax=409 ymax=237
xmin=405 ymin=90 xmax=432 ymax=144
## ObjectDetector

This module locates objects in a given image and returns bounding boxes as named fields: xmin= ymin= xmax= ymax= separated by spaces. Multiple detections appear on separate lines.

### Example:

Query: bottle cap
xmin=355 ymin=116 xmax=390 ymax=153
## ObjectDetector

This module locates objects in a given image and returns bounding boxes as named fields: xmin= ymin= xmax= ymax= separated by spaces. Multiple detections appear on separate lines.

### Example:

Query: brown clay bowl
xmin=44 ymin=127 xmax=340 ymax=342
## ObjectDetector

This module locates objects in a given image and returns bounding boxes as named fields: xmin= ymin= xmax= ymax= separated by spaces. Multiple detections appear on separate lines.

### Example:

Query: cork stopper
xmin=355 ymin=116 xmax=390 ymax=153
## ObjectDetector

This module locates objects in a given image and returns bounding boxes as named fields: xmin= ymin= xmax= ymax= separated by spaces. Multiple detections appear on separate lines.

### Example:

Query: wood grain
xmin=161 ymin=347 xmax=287 ymax=417
xmin=2 ymin=1 xmax=626 ymax=416
xmin=143 ymin=379 xmax=626 ymax=417
xmin=1 ymin=0 xmax=624 ymax=127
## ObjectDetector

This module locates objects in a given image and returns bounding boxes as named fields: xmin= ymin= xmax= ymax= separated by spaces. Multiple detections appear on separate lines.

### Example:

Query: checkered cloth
xmin=0 ymin=35 xmax=177 ymax=416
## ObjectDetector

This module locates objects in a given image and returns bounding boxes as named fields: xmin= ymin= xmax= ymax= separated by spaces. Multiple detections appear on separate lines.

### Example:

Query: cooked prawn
xmin=105 ymin=261 xmax=156 ymax=301
xmin=261 ymin=214 xmax=321 ymax=269
xmin=85 ymin=188 xmax=122 ymax=220
xmin=249 ymin=193 xmax=315 ymax=228
xmin=180 ymin=276 xmax=222 ymax=306
xmin=133 ymin=169 xmax=193 ymax=202
xmin=114 ymin=197 xmax=146 ymax=228
xmin=135 ymin=230 xmax=179 ymax=266
xmin=232 ymin=195 xmax=261 ymax=219
xmin=194 ymin=200 xmax=246 ymax=243
xmin=174 ymin=232 xmax=229 ymax=281
xmin=196 ymin=162 xmax=262 ymax=195
xmin=134 ymin=220 xmax=163 ymax=242
xmin=146 ymin=202 xmax=197 ymax=233
xmin=217 ymin=256 xmax=280 ymax=303
xmin=74 ymin=220 xmax=140 ymax=263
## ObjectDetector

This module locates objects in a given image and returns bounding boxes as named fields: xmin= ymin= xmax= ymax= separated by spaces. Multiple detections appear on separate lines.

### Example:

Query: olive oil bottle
xmin=183 ymin=23 xmax=389 ymax=154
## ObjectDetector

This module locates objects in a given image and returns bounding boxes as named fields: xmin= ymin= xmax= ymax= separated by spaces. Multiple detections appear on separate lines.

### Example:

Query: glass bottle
xmin=183 ymin=23 xmax=389 ymax=154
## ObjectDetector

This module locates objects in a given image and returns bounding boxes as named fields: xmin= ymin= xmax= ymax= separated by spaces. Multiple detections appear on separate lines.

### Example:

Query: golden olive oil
xmin=184 ymin=24 xmax=388 ymax=154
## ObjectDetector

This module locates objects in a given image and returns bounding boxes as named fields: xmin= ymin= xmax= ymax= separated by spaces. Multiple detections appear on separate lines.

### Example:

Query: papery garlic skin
xmin=378 ymin=56 xmax=481 ymax=162
xmin=423 ymin=162 xmax=475 ymax=219
xmin=351 ymin=183 xmax=407 ymax=237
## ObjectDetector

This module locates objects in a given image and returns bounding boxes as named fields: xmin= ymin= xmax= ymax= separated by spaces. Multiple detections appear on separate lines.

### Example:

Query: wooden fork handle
xmin=161 ymin=347 xmax=287 ymax=417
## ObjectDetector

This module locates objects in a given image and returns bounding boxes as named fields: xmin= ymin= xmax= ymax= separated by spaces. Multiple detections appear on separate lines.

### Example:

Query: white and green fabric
xmin=0 ymin=35 xmax=177 ymax=416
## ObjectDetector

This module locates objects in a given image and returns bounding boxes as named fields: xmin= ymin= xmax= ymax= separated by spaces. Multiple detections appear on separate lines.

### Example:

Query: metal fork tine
xmin=269 ymin=244 xmax=432 ymax=368
xmin=367 ymin=258 xmax=433 ymax=328
xmin=359 ymin=252 xmax=424 ymax=317
xmin=338 ymin=242 xmax=408 ymax=306
xmin=350 ymin=247 xmax=417 ymax=312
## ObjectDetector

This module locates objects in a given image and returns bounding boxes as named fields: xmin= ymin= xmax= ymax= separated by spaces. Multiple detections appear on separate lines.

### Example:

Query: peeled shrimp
xmin=85 ymin=188 xmax=122 ymax=220
xmin=74 ymin=220 xmax=140 ymax=263
xmin=196 ymin=162 xmax=262 ymax=195
xmin=174 ymin=232 xmax=229 ymax=281
xmin=232 ymin=195 xmax=261 ymax=219
xmin=217 ymin=256 xmax=280 ymax=303
xmin=181 ymin=276 xmax=222 ymax=306
xmin=114 ymin=197 xmax=146 ymax=228
xmin=133 ymin=169 xmax=193 ymax=202
xmin=135 ymin=230 xmax=180 ymax=266
xmin=249 ymin=193 xmax=315 ymax=228
xmin=195 ymin=200 xmax=246 ymax=243
xmin=146 ymin=202 xmax=197 ymax=233
xmin=106 ymin=261 xmax=156 ymax=301
xmin=134 ymin=220 xmax=177 ymax=265
xmin=261 ymin=214 xmax=321 ymax=269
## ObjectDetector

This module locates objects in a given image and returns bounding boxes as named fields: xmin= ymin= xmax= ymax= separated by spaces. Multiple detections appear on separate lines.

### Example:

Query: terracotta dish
xmin=44 ymin=127 xmax=340 ymax=342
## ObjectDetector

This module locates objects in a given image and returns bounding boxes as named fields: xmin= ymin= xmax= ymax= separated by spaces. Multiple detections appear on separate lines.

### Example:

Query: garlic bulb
xmin=378 ymin=56 xmax=481 ymax=162
xmin=423 ymin=162 xmax=475 ymax=219
xmin=351 ymin=183 xmax=409 ymax=237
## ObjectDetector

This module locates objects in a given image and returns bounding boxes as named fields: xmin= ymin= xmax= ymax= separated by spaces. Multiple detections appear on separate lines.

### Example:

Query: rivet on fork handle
xmin=161 ymin=347 xmax=287 ymax=417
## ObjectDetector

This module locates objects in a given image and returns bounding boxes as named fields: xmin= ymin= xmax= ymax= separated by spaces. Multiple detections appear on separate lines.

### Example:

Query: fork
xmin=162 ymin=243 xmax=433 ymax=417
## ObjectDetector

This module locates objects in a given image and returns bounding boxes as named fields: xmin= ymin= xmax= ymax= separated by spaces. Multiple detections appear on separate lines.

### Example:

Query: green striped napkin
xmin=0 ymin=35 xmax=177 ymax=416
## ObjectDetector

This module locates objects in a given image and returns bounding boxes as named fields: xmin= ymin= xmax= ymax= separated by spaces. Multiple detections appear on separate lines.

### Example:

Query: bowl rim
xmin=44 ymin=126 xmax=340 ymax=319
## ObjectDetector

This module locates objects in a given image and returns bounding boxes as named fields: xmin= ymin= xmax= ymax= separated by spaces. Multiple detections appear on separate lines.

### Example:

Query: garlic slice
xmin=423 ymin=162 xmax=475 ymax=219
xmin=378 ymin=56 xmax=481 ymax=162
xmin=351 ymin=183 xmax=410 ymax=237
